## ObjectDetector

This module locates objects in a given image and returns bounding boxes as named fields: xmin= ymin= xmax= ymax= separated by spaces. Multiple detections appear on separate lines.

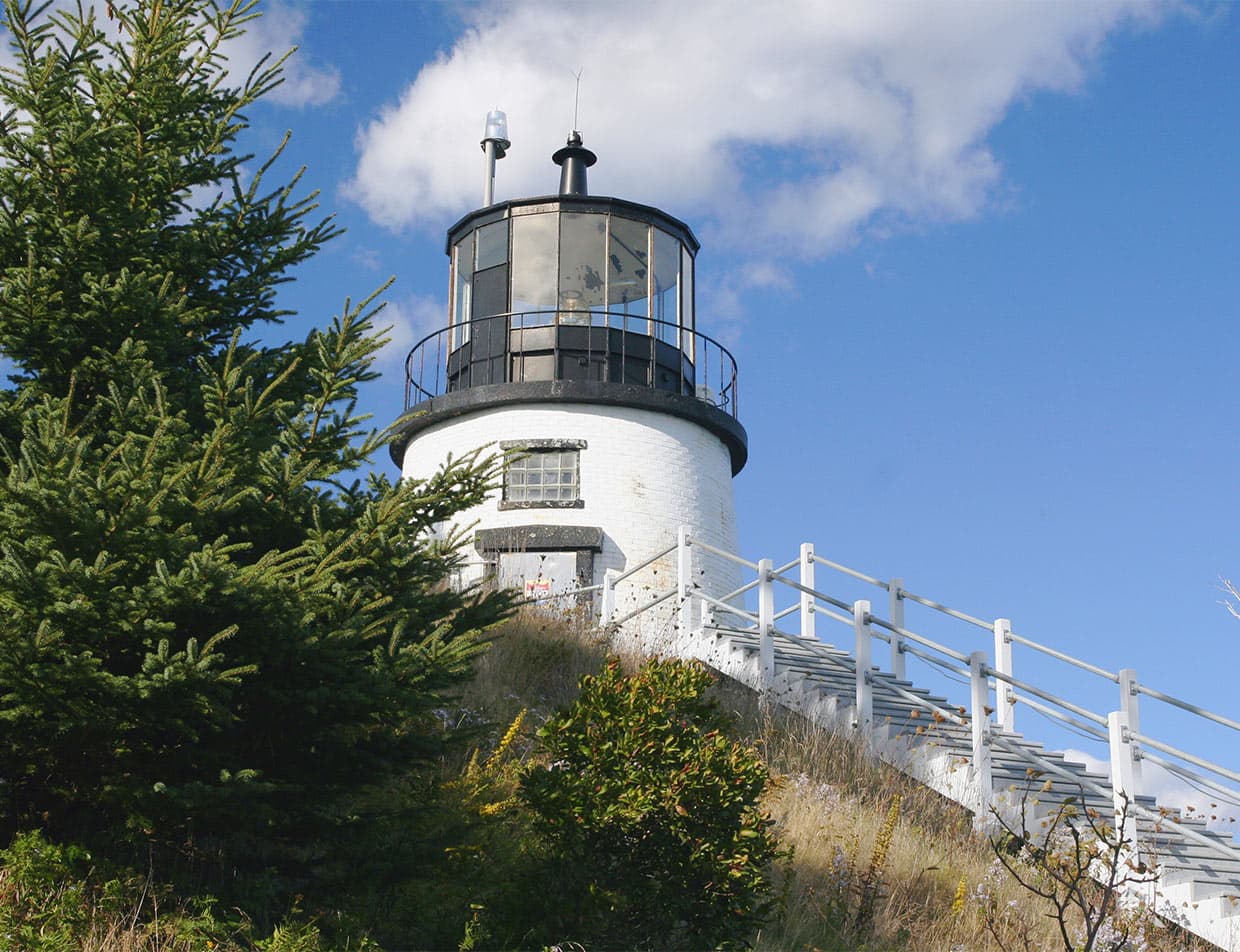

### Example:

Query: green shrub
xmin=0 ymin=831 xmax=86 ymax=952
xmin=519 ymin=657 xmax=783 ymax=950
xmin=0 ymin=830 xmax=237 ymax=951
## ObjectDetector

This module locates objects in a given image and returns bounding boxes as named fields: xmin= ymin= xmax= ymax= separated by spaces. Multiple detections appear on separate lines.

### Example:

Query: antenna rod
xmin=571 ymin=68 xmax=583 ymax=133
xmin=480 ymin=108 xmax=510 ymax=207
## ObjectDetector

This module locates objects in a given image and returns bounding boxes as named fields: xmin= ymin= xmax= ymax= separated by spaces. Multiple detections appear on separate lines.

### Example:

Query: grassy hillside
xmin=465 ymin=609 xmax=1210 ymax=952
xmin=0 ymin=607 xmax=1214 ymax=950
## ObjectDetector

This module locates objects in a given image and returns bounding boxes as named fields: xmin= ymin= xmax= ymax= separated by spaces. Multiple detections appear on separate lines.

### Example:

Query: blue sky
xmin=7 ymin=1 xmax=1240 ymax=804
xmin=243 ymin=0 xmax=1240 ymax=781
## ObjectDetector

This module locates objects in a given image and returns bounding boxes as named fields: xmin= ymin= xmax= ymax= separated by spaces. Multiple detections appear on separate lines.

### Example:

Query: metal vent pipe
xmin=552 ymin=131 xmax=597 ymax=196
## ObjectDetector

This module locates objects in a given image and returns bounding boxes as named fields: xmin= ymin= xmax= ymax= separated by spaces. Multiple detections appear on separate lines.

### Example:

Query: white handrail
xmin=661 ymin=539 xmax=1240 ymax=795
xmin=1014 ymin=693 xmax=1110 ymax=742
xmin=817 ymin=606 xmax=853 ymax=627
xmin=612 ymin=541 xmax=677 ymax=586
xmin=810 ymin=552 xmax=888 ymax=588
xmin=883 ymin=679 xmax=969 ymax=728
xmin=608 ymin=586 xmax=677 ymax=627
xmin=1009 ymin=632 xmax=1119 ymax=682
xmin=719 ymin=577 xmax=761 ymax=603
xmin=1136 ymin=683 xmax=1240 ymax=733
xmin=768 ymin=568 xmax=853 ymax=613
xmin=868 ymin=616 xmax=971 ymax=664
xmin=899 ymin=588 xmax=993 ymax=631
xmin=1153 ymin=756 xmax=1240 ymax=809
xmin=698 ymin=588 xmax=758 ymax=625
xmin=989 ymin=733 xmax=1115 ymax=805
xmin=901 ymin=642 xmax=969 ymax=680
xmin=990 ymin=667 xmax=1110 ymax=728
xmin=688 ymin=536 xmax=761 ymax=571
xmin=782 ymin=539 xmax=1240 ymax=780
xmin=787 ymin=546 xmax=1238 ymax=738
xmin=804 ymin=549 xmax=1152 ymax=691
xmin=1133 ymin=732 xmax=1240 ymax=787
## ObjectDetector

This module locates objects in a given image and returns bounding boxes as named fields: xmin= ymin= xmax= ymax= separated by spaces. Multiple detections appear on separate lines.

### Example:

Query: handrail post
xmin=969 ymin=651 xmax=993 ymax=816
xmin=676 ymin=527 xmax=695 ymax=636
xmin=799 ymin=543 xmax=816 ymax=640
xmin=993 ymin=618 xmax=1014 ymax=734
xmin=853 ymin=600 xmax=873 ymax=731
xmin=1117 ymin=668 xmax=1143 ymax=795
xmin=601 ymin=568 xmax=618 ymax=625
xmin=889 ymin=577 xmax=905 ymax=680
xmin=1108 ymin=710 xmax=1140 ymax=858
xmin=758 ymin=559 xmax=775 ymax=690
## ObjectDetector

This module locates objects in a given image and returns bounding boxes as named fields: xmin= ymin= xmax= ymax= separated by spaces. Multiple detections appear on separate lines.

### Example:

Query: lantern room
xmin=444 ymin=192 xmax=697 ymax=394
xmin=400 ymin=133 xmax=740 ymax=427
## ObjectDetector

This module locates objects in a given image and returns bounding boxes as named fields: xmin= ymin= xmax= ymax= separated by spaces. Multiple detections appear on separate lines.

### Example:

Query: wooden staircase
xmin=665 ymin=620 xmax=1240 ymax=950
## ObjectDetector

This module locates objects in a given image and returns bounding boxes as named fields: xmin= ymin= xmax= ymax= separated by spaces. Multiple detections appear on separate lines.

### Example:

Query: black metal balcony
xmin=402 ymin=310 xmax=740 ymax=419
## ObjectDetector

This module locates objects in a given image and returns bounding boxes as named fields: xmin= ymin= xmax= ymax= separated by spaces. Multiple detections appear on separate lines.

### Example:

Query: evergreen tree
xmin=0 ymin=0 xmax=512 ymax=914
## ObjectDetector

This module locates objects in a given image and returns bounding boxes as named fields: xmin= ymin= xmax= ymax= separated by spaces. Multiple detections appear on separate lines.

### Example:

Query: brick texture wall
xmin=400 ymin=402 xmax=742 ymax=631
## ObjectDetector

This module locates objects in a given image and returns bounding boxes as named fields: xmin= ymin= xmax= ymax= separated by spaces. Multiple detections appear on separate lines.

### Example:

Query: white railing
xmin=599 ymin=531 xmax=1240 ymax=870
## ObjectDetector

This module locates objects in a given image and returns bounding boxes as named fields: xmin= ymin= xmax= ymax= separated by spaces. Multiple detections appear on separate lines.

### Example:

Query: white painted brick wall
xmin=400 ymin=402 xmax=741 ymax=632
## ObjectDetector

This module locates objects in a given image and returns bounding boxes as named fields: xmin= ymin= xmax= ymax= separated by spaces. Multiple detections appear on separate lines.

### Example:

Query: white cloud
xmin=739 ymin=261 xmax=794 ymax=293
xmin=345 ymin=0 xmax=1167 ymax=258
xmin=223 ymin=1 xmax=339 ymax=108
xmin=700 ymin=259 xmax=796 ymax=347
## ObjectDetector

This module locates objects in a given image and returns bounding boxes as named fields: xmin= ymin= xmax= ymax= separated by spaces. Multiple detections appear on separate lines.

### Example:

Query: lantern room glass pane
xmin=511 ymin=212 xmax=559 ymax=325
xmin=475 ymin=219 xmax=509 ymax=271
xmin=559 ymin=212 xmax=606 ymax=325
xmin=452 ymin=231 xmax=474 ymax=346
xmin=652 ymin=227 xmax=680 ymax=344
xmin=608 ymin=216 xmax=649 ymax=325
xmin=682 ymin=244 xmax=695 ymax=355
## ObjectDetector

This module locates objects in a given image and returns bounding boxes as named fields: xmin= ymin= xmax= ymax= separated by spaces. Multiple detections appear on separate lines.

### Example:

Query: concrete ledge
xmin=474 ymin=524 xmax=604 ymax=553
xmin=390 ymin=380 xmax=748 ymax=475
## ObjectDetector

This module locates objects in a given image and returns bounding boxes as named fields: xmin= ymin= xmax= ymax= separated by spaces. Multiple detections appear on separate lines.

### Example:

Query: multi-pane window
xmin=500 ymin=440 xmax=585 ymax=508
xmin=448 ymin=207 xmax=697 ymax=345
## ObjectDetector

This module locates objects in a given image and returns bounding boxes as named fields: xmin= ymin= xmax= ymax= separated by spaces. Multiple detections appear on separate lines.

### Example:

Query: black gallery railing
xmin=403 ymin=310 xmax=740 ymax=420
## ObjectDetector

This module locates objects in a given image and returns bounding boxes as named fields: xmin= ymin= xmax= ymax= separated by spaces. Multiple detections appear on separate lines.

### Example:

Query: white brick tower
xmin=392 ymin=118 xmax=747 ymax=625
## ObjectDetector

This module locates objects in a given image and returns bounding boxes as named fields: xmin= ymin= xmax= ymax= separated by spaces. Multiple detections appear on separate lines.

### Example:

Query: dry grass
xmin=461 ymin=604 xmax=619 ymax=725
xmin=7 ymin=610 xmax=1211 ymax=951
xmin=473 ymin=615 xmax=1213 ymax=952
xmin=707 ymin=679 xmax=1049 ymax=950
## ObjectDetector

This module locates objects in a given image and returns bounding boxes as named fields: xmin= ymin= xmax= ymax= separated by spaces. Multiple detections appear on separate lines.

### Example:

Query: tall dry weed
xmin=462 ymin=605 xmax=612 ymax=723
xmin=705 ymin=674 xmax=1202 ymax=951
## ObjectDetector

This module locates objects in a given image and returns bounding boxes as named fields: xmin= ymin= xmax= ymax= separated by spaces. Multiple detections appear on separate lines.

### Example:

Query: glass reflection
xmin=681 ymin=244 xmax=695 ymax=357
xmin=608 ymin=216 xmax=649 ymax=326
xmin=452 ymin=232 xmax=474 ymax=347
xmin=511 ymin=213 xmax=558 ymax=324
xmin=652 ymin=227 xmax=680 ymax=345
xmin=475 ymin=219 xmax=508 ymax=271
xmin=559 ymin=213 xmax=606 ymax=325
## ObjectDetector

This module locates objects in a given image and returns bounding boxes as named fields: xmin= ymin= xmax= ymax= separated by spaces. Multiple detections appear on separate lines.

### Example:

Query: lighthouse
xmin=392 ymin=115 xmax=747 ymax=627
